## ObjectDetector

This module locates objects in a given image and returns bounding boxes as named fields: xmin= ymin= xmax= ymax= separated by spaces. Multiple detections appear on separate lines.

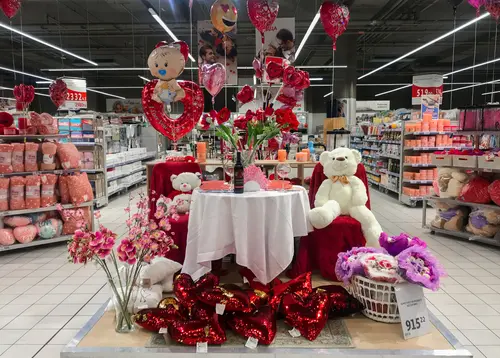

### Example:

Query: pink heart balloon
xmin=485 ymin=0 xmax=500 ymax=20
xmin=320 ymin=1 xmax=350 ymax=51
xmin=0 ymin=0 xmax=21 ymax=19
xmin=201 ymin=63 xmax=226 ymax=100
xmin=247 ymin=0 xmax=280 ymax=42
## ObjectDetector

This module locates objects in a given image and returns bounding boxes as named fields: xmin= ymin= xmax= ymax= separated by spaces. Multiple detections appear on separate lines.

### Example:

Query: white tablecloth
xmin=182 ymin=186 xmax=311 ymax=284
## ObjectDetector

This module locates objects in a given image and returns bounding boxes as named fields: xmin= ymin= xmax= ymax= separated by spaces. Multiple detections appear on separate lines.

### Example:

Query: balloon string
xmin=189 ymin=5 xmax=196 ymax=152
xmin=330 ymin=48 xmax=335 ymax=118
xmin=224 ymin=38 xmax=227 ymax=109
xmin=450 ymin=9 xmax=457 ymax=109
xmin=491 ymin=25 xmax=498 ymax=103
xmin=472 ymin=21 xmax=478 ymax=104
xmin=260 ymin=38 xmax=265 ymax=109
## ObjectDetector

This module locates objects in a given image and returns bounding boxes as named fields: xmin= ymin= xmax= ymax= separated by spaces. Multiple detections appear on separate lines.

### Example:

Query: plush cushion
xmin=57 ymin=143 xmax=81 ymax=169
xmin=13 ymin=225 xmax=37 ymax=244
xmin=41 ymin=174 xmax=58 ymax=207
xmin=0 ymin=144 xmax=13 ymax=174
xmin=140 ymin=257 xmax=182 ymax=293
xmin=11 ymin=143 xmax=24 ymax=172
xmin=4 ymin=213 xmax=48 ymax=228
xmin=25 ymin=175 xmax=41 ymax=209
xmin=24 ymin=143 xmax=39 ymax=171
xmin=67 ymin=173 xmax=94 ymax=205
xmin=0 ymin=229 xmax=15 ymax=246
xmin=60 ymin=207 xmax=91 ymax=235
xmin=40 ymin=142 xmax=57 ymax=171
xmin=58 ymin=176 xmax=70 ymax=204
xmin=10 ymin=176 xmax=26 ymax=210
xmin=0 ymin=178 xmax=9 ymax=211
xmin=36 ymin=218 xmax=63 ymax=239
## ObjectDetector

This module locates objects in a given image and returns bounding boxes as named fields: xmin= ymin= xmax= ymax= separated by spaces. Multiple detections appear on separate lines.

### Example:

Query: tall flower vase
xmin=241 ymin=149 xmax=257 ymax=167
xmin=108 ymin=275 xmax=137 ymax=333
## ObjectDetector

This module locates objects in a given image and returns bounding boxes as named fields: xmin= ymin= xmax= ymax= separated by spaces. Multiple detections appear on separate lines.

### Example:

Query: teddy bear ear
xmin=351 ymin=149 xmax=362 ymax=164
xmin=195 ymin=172 xmax=202 ymax=179
xmin=170 ymin=174 xmax=178 ymax=182
xmin=320 ymin=151 xmax=331 ymax=166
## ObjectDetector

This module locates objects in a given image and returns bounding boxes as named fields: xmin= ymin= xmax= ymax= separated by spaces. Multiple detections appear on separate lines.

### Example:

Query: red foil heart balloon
xmin=133 ymin=306 xmax=185 ymax=332
xmin=226 ymin=306 xmax=277 ymax=345
xmin=0 ymin=0 xmax=21 ymax=19
xmin=486 ymin=0 xmax=500 ymax=20
xmin=49 ymin=79 xmax=68 ymax=108
xmin=281 ymin=291 xmax=331 ymax=341
xmin=315 ymin=285 xmax=363 ymax=318
xmin=247 ymin=0 xmax=280 ymax=43
xmin=142 ymin=80 xmax=203 ymax=142
xmin=269 ymin=272 xmax=312 ymax=310
xmin=320 ymin=1 xmax=350 ymax=50
xmin=13 ymin=84 xmax=35 ymax=111
xmin=168 ymin=313 xmax=226 ymax=346
xmin=199 ymin=284 xmax=251 ymax=312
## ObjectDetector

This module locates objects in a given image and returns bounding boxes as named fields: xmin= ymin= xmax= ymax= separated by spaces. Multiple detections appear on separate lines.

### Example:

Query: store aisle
xmin=0 ymin=187 xmax=499 ymax=357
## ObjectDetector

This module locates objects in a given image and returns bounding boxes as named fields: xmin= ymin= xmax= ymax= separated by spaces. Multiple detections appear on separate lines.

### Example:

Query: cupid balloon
xmin=147 ymin=41 xmax=189 ymax=105
xmin=211 ymin=0 xmax=238 ymax=33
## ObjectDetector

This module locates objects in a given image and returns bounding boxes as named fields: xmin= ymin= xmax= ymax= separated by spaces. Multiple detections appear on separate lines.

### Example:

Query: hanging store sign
xmin=412 ymin=74 xmax=443 ymax=106
xmin=60 ymin=78 xmax=87 ymax=110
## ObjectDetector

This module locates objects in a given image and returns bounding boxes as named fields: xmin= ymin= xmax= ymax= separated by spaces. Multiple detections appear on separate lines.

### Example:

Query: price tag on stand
xmin=59 ymin=78 xmax=87 ymax=111
xmin=395 ymin=283 xmax=430 ymax=340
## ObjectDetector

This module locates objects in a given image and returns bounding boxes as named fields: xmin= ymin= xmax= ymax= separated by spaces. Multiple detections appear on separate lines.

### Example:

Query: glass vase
xmin=241 ymin=149 xmax=257 ymax=167
xmin=108 ymin=277 xmax=136 ymax=334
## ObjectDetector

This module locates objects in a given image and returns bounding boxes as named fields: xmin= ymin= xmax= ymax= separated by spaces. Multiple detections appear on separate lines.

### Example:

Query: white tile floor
xmin=0 ymin=186 xmax=499 ymax=357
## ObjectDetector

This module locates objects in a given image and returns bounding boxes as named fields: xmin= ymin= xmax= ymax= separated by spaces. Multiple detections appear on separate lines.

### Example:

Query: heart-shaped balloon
xmin=13 ymin=84 xmax=35 ymax=111
xmin=468 ymin=0 xmax=485 ymax=14
xmin=0 ymin=0 xmax=21 ymax=19
xmin=168 ymin=313 xmax=226 ymax=346
xmin=281 ymin=291 xmax=331 ymax=341
xmin=49 ymin=79 xmax=68 ymax=108
xmin=266 ymin=61 xmax=284 ymax=81
xmin=320 ymin=1 xmax=350 ymax=50
xmin=201 ymin=63 xmax=226 ymax=100
xmin=485 ymin=0 xmax=500 ymax=20
xmin=315 ymin=285 xmax=363 ymax=318
xmin=142 ymin=80 xmax=203 ymax=142
xmin=269 ymin=272 xmax=312 ymax=310
xmin=199 ymin=284 xmax=252 ymax=312
xmin=247 ymin=0 xmax=280 ymax=42
xmin=226 ymin=306 xmax=277 ymax=345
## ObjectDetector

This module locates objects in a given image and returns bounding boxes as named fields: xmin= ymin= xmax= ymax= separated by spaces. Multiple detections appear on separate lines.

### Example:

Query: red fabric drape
xmin=149 ymin=162 xmax=201 ymax=264
xmin=289 ymin=163 xmax=370 ymax=281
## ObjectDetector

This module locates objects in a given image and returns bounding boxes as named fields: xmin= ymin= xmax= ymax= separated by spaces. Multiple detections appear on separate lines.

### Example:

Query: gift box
xmin=453 ymin=155 xmax=477 ymax=169
xmin=431 ymin=153 xmax=452 ymax=166
xmin=478 ymin=155 xmax=500 ymax=170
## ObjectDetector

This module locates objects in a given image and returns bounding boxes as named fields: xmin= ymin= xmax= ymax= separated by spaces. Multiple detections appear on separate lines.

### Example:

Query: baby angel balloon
xmin=148 ymin=41 xmax=189 ymax=105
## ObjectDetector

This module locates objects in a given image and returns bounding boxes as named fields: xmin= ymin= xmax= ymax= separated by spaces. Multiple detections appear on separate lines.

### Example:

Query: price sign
xmin=395 ymin=283 xmax=430 ymax=340
xmin=59 ymin=78 xmax=87 ymax=111
xmin=412 ymin=74 xmax=443 ymax=106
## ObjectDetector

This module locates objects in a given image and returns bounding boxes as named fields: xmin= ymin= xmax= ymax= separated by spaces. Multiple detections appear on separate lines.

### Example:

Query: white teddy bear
xmin=169 ymin=172 xmax=202 ymax=214
xmin=308 ymin=147 xmax=382 ymax=247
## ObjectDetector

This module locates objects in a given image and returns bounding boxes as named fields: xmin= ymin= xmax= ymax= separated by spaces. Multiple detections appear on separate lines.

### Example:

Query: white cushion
xmin=140 ymin=257 xmax=182 ymax=292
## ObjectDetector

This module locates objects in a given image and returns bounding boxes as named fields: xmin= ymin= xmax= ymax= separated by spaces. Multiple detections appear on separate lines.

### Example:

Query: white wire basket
xmin=349 ymin=275 xmax=400 ymax=323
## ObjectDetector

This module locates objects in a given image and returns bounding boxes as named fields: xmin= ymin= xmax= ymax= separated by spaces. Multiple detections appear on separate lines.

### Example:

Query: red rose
xmin=295 ymin=70 xmax=310 ymax=90
xmin=234 ymin=115 xmax=249 ymax=130
xmin=218 ymin=107 xmax=231 ymax=124
xmin=255 ymin=109 xmax=266 ymax=121
xmin=264 ymin=106 xmax=274 ymax=117
xmin=275 ymin=108 xmax=299 ymax=131
xmin=266 ymin=62 xmax=284 ymax=81
xmin=283 ymin=66 xmax=302 ymax=87
xmin=199 ymin=114 xmax=211 ymax=131
xmin=276 ymin=94 xmax=297 ymax=107
xmin=245 ymin=109 xmax=255 ymax=121
xmin=236 ymin=85 xmax=254 ymax=104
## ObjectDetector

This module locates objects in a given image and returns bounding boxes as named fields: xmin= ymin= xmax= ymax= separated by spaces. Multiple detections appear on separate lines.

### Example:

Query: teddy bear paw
xmin=363 ymin=226 xmax=383 ymax=248
xmin=308 ymin=208 xmax=335 ymax=230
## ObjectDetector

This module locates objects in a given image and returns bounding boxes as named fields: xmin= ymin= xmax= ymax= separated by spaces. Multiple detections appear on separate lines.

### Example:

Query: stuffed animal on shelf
xmin=466 ymin=208 xmax=500 ymax=238
xmin=168 ymin=172 xmax=202 ymax=214
xmin=436 ymin=168 xmax=469 ymax=199
xmin=308 ymin=147 xmax=382 ymax=247
xmin=430 ymin=203 xmax=468 ymax=232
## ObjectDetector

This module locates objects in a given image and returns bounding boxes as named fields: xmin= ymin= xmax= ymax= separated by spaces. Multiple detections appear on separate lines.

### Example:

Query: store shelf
xmin=380 ymin=140 xmax=401 ymax=144
xmin=108 ymin=176 xmax=146 ymax=196
xmin=404 ymin=163 xmax=436 ymax=168
xmin=363 ymin=162 xmax=378 ymax=168
xmin=362 ymin=154 xmax=379 ymax=159
xmin=367 ymin=178 xmax=380 ymax=186
xmin=350 ymin=134 xmax=365 ymax=138
xmin=455 ymin=130 xmax=500 ymax=135
xmin=407 ymin=146 xmax=473 ymax=151
xmin=426 ymin=226 xmax=500 ymax=248
xmin=73 ymin=142 xmax=103 ymax=147
xmin=381 ymin=129 xmax=402 ymax=133
xmin=0 ymin=235 xmax=72 ymax=252
xmin=380 ymin=169 xmax=400 ymax=177
xmin=107 ymin=154 xmax=156 ymax=169
xmin=0 ymin=134 xmax=68 ymax=141
xmin=362 ymin=147 xmax=379 ymax=151
xmin=400 ymin=194 xmax=424 ymax=206
xmin=403 ymin=180 xmax=434 ymax=184
xmin=0 ymin=168 xmax=104 ymax=177
xmin=379 ymin=183 xmax=399 ymax=194
xmin=0 ymin=201 xmax=93 ymax=217
xmin=379 ymin=153 xmax=400 ymax=160
xmin=366 ymin=170 xmax=381 ymax=176
xmin=107 ymin=167 xmax=146 ymax=182
xmin=405 ymin=131 xmax=454 ymax=136
xmin=426 ymin=196 xmax=500 ymax=211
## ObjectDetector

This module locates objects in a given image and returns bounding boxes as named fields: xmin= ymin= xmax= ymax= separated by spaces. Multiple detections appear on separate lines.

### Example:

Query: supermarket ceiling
xmin=0 ymin=0 xmax=498 ymax=89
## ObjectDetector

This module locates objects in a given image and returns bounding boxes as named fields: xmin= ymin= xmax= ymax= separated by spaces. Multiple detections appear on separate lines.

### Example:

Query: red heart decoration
xmin=315 ymin=285 xmax=363 ymax=318
xmin=13 ymin=84 xmax=34 ymax=111
xmin=266 ymin=61 xmax=284 ymax=81
xmin=226 ymin=306 xmax=277 ymax=345
xmin=199 ymin=284 xmax=251 ymax=312
xmin=236 ymin=85 xmax=254 ymax=104
xmin=320 ymin=1 xmax=350 ymax=50
xmin=486 ymin=0 xmax=500 ymax=20
xmin=173 ymin=273 xmax=220 ymax=308
xmin=269 ymin=272 xmax=312 ymax=310
xmin=239 ymin=267 xmax=282 ymax=294
xmin=133 ymin=305 xmax=185 ymax=333
xmin=191 ymin=302 xmax=216 ymax=322
xmin=246 ymin=289 xmax=269 ymax=310
xmin=281 ymin=291 xmax=331 ymax=341
xmin=209 ymin=107 xmax=231 ymax=125
xmin=247 ymin=0 xmax=280 ymax=40
xmin=0 ymin=0 xmax=21 ymax=19
xmin=168 ymin=313 xmax=226 ymax=346
xmin=142 ymin=80 xmax=203 ymax=142
xmin=49 ymin=79 xmax=68 ymax=108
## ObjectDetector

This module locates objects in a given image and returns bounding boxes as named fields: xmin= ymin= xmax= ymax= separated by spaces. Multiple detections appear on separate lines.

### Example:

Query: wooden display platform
xmin=61 ymin=303 xmax=471 ymax=357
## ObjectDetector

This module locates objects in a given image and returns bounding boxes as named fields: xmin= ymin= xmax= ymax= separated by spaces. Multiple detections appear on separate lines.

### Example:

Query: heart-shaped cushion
xmin=133 ymin=305 xmax=185 ymax=333
xmin=168 ymin=313 xmax=226 ymax=346
xmin=315 ymin=285 xmax=363 ymax=318
xmin=198 ymin=284 xmax=251 ymax=312
xmin=226 ymin=306 xmax=277 ymax=345
xmin=173 ymin=273 xmax=220 ymax=308
xmin=269 ymin=272 xmax=312 ymax=310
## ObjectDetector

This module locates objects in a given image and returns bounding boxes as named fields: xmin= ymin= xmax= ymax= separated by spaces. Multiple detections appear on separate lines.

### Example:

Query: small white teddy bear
xmin=169 ymin=172 xmax=202 ymax=214
xmin=308 ymin=147 xmax=382 ymax=247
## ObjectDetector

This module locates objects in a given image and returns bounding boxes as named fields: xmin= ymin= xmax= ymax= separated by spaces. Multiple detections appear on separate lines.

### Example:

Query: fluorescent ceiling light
xmin=323 ymin=91 xmax=333 ymax=98
xmin=0 ymin=22 xmax=98 ymax=66
xmin=0 ymin=96 xmax=15 ymax=100
xmin=148 ymin=8 xmax=196 ymax=63
xmin=36 ymin=81 xmax=53 ymax=84
xmin=310 ymin=78 xmax=323 ymax=81
xmin=444 ymin=56 xmax=500 ymax=77
xmin=0 ymin=66 xmax=52 ymax=81
xmin=295 ymin=11 xmax=320 ymax=59
xmin=443 ymin=76 xmax=449 ymax=79
xmin=35 ymin=92 xmax=50 ymax=97
xmin=357 ymin=83 xmax=409 ymax=86
xmin=87 ymin=88 xmax=125 ymax=99
xmin=359 ymin=12 xmax=490 ymax=80
xmin=482 ymin=89 xmax=500 ymax=95
xmin=443 ymin=79 xmax=500 ymax=94
xmin=375 ymin=84 xmax=412 ymax=97
xmin=41 ymin=65 xmax=346 ymax=72
xmin=298 ymin=65 xmax=347 ymax=69
xmin=138 ymin=75 xmax=150 ymax=82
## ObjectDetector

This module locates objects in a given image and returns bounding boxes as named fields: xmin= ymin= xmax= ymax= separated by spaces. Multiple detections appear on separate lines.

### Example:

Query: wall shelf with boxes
xmin=421 ymin=105 xmax=500 ymax=247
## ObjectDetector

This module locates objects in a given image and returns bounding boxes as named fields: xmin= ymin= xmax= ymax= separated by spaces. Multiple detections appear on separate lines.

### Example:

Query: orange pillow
xmin=67 ymin=173 xmax=94 ymax=206
xmin=57 ymin=143 xmax=81 ymax=169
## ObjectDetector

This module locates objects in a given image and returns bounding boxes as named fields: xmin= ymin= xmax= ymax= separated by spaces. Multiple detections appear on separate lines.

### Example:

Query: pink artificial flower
xmin=124 ymin=207 xmax=131 ymax=213
xmin=149 ymin=221 xmax=158 ymax=231
xmin=94 ymin=211 xmax=102 ymax=219
xmin=117 ymin=239 xmax=137 ymax=265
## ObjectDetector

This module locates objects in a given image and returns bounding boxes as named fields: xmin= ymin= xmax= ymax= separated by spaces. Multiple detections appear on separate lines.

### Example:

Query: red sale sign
xmin=59 ymin=78 xmax=87 ymax=110
xmin=412 ymin=74 xmax=443 ymax=105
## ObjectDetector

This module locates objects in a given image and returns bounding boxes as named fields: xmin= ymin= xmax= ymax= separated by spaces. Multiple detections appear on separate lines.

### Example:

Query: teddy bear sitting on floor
xmin=308 ymin=147 xmax=382 ymax=247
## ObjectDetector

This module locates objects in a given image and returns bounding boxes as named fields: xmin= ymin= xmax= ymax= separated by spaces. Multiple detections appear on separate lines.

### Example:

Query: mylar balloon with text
xmin=320 ymin=1 xmax=350 ymax=51
xmin=247 ymin=0 xmax=279 ymax=43
xmin=211 ymin=0 xmax=238 ymax=33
